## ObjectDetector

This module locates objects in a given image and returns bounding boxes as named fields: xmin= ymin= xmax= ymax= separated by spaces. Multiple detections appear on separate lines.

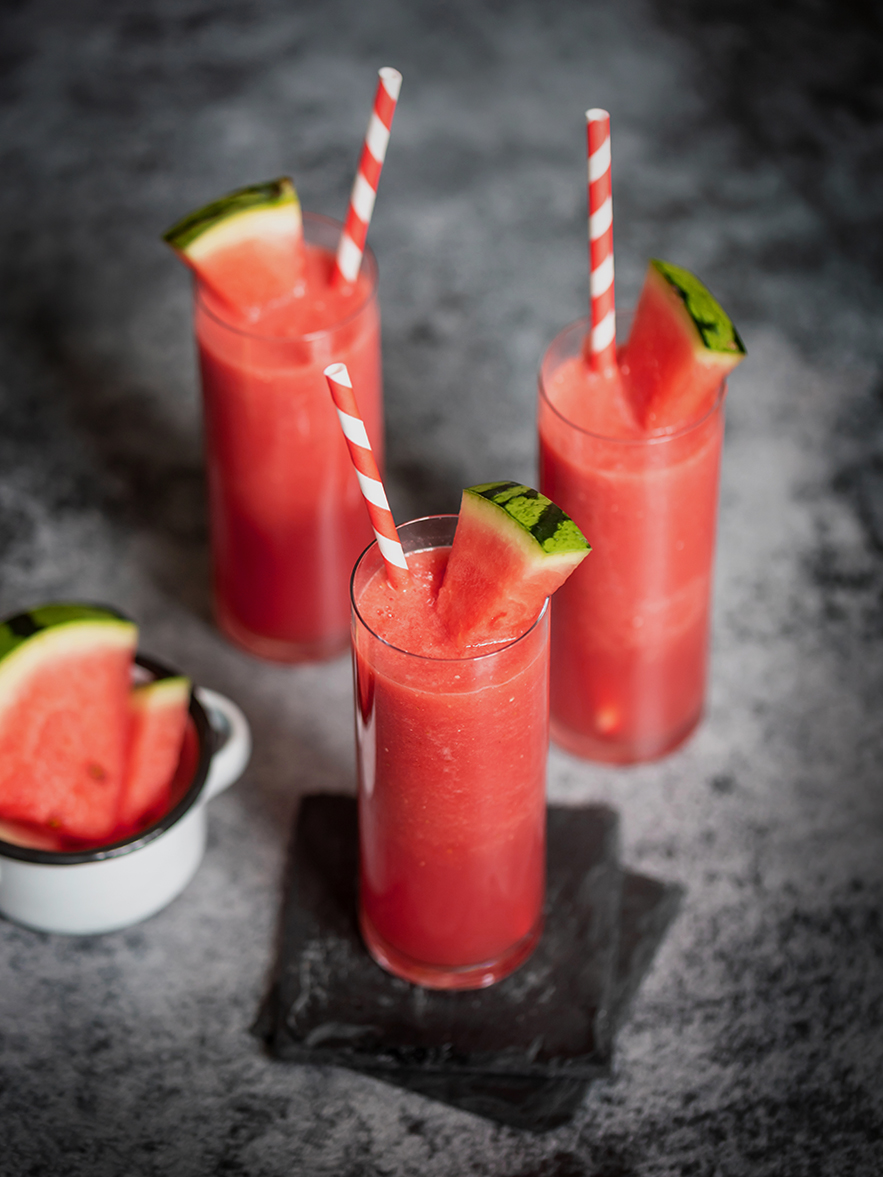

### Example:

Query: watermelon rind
xmin=131 ymin=674 xmax=191 ymax=710
xmin=648 ymin=260 xmax=746 ymax=361
xmin=0 ymin=603 xmax=131 ymax=662
xmin=619 ymin=259 xmax=746 ymax=431
xmin=163 ymin=177 xmax=301 ymax=257
xmin=0 ymin=605 xmax=136 ymax=707
xmin=129 ymin=673 xmax=191 ymax=715
xmin=464 ymin=482 xmax=591 ymax=571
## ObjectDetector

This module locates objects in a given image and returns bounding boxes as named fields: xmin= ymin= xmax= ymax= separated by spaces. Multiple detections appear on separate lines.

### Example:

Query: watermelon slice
xmin=0 ymin=816 xmax=67 ymax=852
xmin=163 ymin=177 xmax=305 ymax=317
xmin=619 ymin=259 xmax=746 ymax=431
xmin=167 ymin=715 xmax=201 ymax=813
xmin=437 ymin=482 xmax=591 ymax=647
xmin=0 ymin=605 xmax=137 ymax=841
xmin=117 ymin=675 xmax=191 ymax=834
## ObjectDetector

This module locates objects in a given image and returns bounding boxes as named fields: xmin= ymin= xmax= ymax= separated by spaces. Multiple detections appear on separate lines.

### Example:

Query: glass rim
xmin=538 ymin=314 xmax=727 ymax=447
xmin=350 ymin=514 xmax=550 ymax=664
xmin=194 ymin=210 xmax=379 ymax=343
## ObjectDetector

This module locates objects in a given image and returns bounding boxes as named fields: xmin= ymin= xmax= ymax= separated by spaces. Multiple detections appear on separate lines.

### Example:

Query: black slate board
xmin=256 ymin=795 xmax=681 ymax=1131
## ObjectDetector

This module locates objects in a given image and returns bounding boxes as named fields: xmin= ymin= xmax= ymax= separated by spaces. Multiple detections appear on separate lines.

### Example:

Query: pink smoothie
xmin=351 ymin=523 xmax=549 ymax=988
xmin=194 ymin=214 xmax=382 ymax=663
xmin=539 ymin=322 xmax=724 ymax=763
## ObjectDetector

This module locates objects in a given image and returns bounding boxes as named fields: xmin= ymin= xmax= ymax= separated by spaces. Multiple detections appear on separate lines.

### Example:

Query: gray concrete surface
xmin=1 ymin=1 xmax=882 ymax=1173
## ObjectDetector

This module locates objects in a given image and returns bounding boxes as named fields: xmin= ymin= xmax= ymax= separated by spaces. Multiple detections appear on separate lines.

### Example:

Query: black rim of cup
xmin=0 ymin=653 xmax=214 ymax=865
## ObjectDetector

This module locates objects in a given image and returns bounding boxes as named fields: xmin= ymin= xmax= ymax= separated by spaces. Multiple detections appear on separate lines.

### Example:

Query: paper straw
xmin=586 ymin=108 xmax=616 ymax=372
xmin=324 ymin=362 xmax=411 ymax=589
xmin=332 ymin=67 xmax=402 ymax=288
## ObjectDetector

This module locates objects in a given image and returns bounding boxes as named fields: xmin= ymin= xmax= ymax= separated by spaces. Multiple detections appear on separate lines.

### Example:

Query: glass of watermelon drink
xmin=193 ymin=212 xmax=382 ymax=663
xmin=347 ymin=484 xmax=589 ymax=989
xmin=351 ymin=515 xmax=551 ymax=989
xmin=538 ymin=263 xmax=744 ymax=764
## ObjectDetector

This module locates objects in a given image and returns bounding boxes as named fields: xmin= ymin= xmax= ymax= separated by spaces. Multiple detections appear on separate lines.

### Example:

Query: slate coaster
xmin=609 ymin=869 xmax=684 ymax=1031
xmin=256 ymin=795 xmax=681 ymax=1131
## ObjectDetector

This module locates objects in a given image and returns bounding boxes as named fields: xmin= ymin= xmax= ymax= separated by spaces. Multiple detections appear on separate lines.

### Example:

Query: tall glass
xmin=194 ymin=213 xmax=382 ymax=663
xmin=538 ymin=317 xmax=725 ymax=764
xmin=351 ymin=516 xmax=549 ymax=990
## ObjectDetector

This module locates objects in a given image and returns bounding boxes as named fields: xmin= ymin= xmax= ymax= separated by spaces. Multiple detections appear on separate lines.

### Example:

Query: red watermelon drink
xmin=164 ymin=72 xmax=401 ymax=661
xmin=347 ymin=487 xmax=589 ymax=989
xmin=325 ymin=368 xmax=589 ymax=987
xmin=192 ymin=211 xmax=382 ymax=661
xmin=539 ymin=262 xmax=745 ymax=763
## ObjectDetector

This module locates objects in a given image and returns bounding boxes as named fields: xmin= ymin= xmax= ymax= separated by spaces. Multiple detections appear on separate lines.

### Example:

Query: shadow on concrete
xmin=651 ymin=0 xmax=883 ymax=279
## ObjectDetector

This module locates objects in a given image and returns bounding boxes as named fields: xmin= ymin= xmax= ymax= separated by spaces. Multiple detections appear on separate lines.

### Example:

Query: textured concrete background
xmin=1 ymin=1 xmax=882 ymax=1173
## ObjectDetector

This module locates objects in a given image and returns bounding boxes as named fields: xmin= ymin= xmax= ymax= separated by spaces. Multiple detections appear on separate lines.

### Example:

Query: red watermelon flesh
xmin=117 ymin=676 xmax=191 ymax=834
xmin=0 ymin=716 xmax=199 ymax=853
xmin=0 ymin=620 xmax=137 ymax=841
xmin=0 ymin=816 xmax=68 ymax=852
xmin=166 ymin=716 xmax=201 ymax=812
xmin=437 ymin=482 xmax=591 ymax=648
xmin=189 ymin=228 xmax=303 ymax=318
xmin=619 ymin=259 xmax=746 ymax=432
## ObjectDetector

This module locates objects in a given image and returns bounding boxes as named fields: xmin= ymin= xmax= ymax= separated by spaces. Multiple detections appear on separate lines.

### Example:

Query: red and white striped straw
xmin=332 ymin=67 xmax=402 ymax=288
xmin=586 ymin=108 xmax=616 ymax=372
xmin=324 ymin=362 xmax=411 ymax=589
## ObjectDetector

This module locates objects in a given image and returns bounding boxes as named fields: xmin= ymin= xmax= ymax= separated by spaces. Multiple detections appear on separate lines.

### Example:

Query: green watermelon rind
xmin=131 ymin=675 xmax=191 ymax=709
xmin=650 ymin=259 xmax=746 ymax=361
xmin=0 ymin=604 xmax=135 ymax=668
xmin=465 ymin=482 xmax=591 ymax=565
xmin=437 ymin=481 xmax=590 ymax=645
xmin=0 ymin=614 xmax=137 ymax=714
xmin=162 ymin=177 xmax=301 ymax=255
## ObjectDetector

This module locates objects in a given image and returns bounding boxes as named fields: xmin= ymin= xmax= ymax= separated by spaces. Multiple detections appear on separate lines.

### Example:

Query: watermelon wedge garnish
xmin=117 ymin=675 xmax=191 ymax=834
xmin=619 ymin=259 xmax=746 ymax=431
xmin=437 ymin=482 xmax=591 ymax=647
xmin=163 ymin=177 xmax=305 ymax=317
xmin=0 ymin=604 xmax=137 ymax=841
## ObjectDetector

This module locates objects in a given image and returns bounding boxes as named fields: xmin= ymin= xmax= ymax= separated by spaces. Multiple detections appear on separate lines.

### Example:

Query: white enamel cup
xmin=0 ymin=657 xmax=251 ymax=935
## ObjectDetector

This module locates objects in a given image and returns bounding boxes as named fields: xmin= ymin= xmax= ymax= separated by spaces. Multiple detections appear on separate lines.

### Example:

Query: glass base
xmin=215 ymin=601 xmax=349 ymax=665
xmin=550 ymin=709 xmax=703 ymax=765
xmin=360 ymin=907 xmax=544 ymax=991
